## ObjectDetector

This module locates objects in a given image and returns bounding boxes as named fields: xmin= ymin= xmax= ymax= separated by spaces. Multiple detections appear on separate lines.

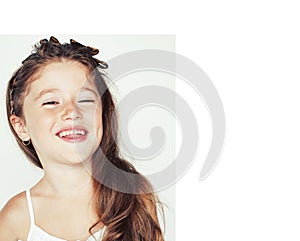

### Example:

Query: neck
xmin=39 ymin=161 xmax=94 ymax=198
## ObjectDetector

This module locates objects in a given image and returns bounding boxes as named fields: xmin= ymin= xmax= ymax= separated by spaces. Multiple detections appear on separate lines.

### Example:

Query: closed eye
xmin=43 ymin=101 xmax=59 ymax=105
xmin=78 ymin=100 xmax=95 ymax=103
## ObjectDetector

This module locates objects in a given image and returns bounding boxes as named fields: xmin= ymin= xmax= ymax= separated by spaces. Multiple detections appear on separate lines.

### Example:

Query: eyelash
xmin=43 ymin=101 xmax=59 ymax=105
xmin=42 ymin=100 xmax=95 ymax=105
xmin=78 ymin=100 xmax=95 ymax=103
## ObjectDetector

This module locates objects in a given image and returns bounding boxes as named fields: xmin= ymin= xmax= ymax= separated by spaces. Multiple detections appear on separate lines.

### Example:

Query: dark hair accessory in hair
xmin=50 ymin=36 xmax=60 ymax=45
xmin=38 ymin=37 xmax=107 ymax=69
xmin=39 ymin=36 xmax=60 ymax=46
xmin=39 ymin=39 xmax=48 ymax=45
xmin=70 ymin=38 xmax=108 ymax=69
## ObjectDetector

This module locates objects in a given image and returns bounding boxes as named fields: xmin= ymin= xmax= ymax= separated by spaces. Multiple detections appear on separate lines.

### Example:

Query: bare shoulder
xmin=0 ymin=191 xmax=30 ymax=240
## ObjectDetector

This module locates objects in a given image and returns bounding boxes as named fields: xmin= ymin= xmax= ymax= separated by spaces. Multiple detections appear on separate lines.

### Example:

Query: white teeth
xmin=58 ymin=129 xmax=86 ymax=138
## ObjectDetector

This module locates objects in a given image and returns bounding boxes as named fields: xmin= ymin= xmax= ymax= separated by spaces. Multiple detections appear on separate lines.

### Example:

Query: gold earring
xmin=22 ymin=139 xmax=31 ymax=146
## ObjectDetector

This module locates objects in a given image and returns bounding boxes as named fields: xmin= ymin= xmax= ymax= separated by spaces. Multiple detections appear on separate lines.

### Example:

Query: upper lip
xmin=55 ymin=126 xmax=88 ymax=137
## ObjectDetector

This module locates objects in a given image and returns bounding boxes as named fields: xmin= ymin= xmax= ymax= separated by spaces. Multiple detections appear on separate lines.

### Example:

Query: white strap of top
xmin=25 ymin=189 xmax=35 ymax=226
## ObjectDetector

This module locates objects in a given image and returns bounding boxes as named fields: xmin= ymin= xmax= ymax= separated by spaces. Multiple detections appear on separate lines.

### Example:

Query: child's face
xmin=12 ymin=61 xmax=103 ymax=166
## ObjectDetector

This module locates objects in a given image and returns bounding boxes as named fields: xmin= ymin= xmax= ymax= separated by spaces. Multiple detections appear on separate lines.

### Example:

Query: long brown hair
xmin=6 ymin=36 xmax=165 ymax=241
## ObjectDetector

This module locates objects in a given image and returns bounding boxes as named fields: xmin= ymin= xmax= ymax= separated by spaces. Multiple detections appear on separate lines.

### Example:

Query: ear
xmin=9 ymin=115 xmax=30 ymax=141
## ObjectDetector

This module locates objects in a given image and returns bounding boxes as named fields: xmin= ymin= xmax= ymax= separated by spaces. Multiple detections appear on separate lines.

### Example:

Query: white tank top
xmin=18 ymin=189 xmax=105 ymax=241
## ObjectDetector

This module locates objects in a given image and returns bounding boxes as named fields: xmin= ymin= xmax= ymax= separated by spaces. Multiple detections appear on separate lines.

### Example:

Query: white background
xmin=1 ymin=0 xmax=300 ymax=240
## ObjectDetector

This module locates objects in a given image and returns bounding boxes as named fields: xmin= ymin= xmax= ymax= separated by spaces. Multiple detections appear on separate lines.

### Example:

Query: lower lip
xmin=57 ymin=134 xmax=88 ymax=143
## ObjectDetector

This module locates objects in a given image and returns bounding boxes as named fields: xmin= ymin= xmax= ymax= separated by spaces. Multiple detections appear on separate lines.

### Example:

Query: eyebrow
xmin=34 ymin=87 xmax=98 ymax=101
xmin=34 ymin=88 xmax=59 ymax=101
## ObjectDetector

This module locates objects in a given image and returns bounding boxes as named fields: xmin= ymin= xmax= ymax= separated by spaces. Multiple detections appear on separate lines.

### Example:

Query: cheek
xmin=93 ymin=106 xmax=103 ymax=139
xmin=25 ymin=112 xmax=55 ymax=136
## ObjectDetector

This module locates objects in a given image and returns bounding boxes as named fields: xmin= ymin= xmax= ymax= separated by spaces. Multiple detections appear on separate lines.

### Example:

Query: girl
xmin=0 ymin=36 xmax=165 ymax=241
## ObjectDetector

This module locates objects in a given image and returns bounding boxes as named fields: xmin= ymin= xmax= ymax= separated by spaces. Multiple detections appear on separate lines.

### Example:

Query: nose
xmin=61 ymin=101 xmax=82 ymax=121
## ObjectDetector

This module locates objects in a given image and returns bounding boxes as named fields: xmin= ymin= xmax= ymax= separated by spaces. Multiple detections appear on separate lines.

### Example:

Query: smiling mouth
xmin=56 ymin=128 xmax=88 ymax=143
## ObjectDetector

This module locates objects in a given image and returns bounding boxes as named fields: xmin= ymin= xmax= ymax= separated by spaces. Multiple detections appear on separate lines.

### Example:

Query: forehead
xmin=26 ymin=61 xmax=96 ymax=95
